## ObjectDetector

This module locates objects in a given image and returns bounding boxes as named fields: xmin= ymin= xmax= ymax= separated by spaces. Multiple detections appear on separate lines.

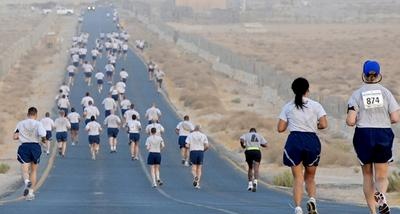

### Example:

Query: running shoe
xmin=374 ymin=192 xmax=390 ymax=214
xmin=247 ymin=182 xmax=253 ymax=191
xmin=72 ymin=142 xmax=75 ymax=146
xmin=152 ymin=183 xmax=157 ymax=188
xmin=252 ymin=182 xmax=257 ymax=192
xmin=134 ymin=157 xmax=139 ymax=160
xmin=25 ymin=192 xmax=35 ymax=201
xmin=184 ymin=161 xmax=190 ymax=167
xmin=295 ymin=206 xmax=303 ymax=214
xmin=157 ymin=180 xmax=163 ymax=186
xmin=46 ymin=151 xmax=50 ymax=155
xmin=131 ymin=156 xmax=135 ymax=161
xmin=181 ymin=159 xmax=185 ymax=165
xmin=193 ymin=176 xmax=199 ymax=187
xmin=23 ymin=181 xmax=32 ymax=196
xmin=306 ymin=197 xmax=318 ymax=214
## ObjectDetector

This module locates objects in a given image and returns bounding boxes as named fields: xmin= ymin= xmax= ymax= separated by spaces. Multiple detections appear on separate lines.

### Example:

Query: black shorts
xmin=245 ymin=150 xmax=262 ymax=169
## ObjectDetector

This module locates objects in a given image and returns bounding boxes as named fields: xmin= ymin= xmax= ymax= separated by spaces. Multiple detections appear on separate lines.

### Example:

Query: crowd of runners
xmin=12 ymin=7 xmax=399 ymax=214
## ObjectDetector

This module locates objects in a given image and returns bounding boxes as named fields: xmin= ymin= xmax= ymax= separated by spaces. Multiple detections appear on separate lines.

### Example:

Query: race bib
xmin=362 ymin=90 xmax=384 ymax=109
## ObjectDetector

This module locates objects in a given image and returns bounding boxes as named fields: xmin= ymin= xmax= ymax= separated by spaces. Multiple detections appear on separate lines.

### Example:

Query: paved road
xmin=0 ymin=7 xmax=392 ymax=214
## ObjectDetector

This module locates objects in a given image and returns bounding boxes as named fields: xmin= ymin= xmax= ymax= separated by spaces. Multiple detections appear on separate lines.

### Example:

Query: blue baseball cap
xmin=363 ymin=60 xmax=380 ymax=76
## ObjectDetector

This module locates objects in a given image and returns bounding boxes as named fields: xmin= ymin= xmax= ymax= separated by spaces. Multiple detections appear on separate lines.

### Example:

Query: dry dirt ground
xmin=119 ymin=13 xmax=400 ymax=206
xmin=0 ymin=7 xmax=77 ymax=196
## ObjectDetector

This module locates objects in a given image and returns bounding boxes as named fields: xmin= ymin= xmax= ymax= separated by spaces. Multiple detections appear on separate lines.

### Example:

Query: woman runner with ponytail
xmin=277 ymin=77 xmax=328 ymax=214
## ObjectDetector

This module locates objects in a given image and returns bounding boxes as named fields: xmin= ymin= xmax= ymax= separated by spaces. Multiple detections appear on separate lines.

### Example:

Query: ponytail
xmin=291 ymin=77 xmax=309 ymax=110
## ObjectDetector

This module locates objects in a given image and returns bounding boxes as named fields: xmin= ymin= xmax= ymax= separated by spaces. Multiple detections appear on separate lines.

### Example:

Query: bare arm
xmin=390 ymin=110 xmax=400 ymax=124
xmin=277 ymin=119 xmax=288 ymax=133
xmin=317 ymin=115 xmax=328 ymax=129
xmin=346 ymin=110 xmax=357 ymax=127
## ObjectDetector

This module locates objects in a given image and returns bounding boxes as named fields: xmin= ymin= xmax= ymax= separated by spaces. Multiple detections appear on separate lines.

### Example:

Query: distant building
xmin=175 ymin=0 xmax=228 ymax=11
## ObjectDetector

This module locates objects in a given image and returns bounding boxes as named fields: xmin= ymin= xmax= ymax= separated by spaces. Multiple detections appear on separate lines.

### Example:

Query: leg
xmin=374 ymin=163 xmax=389 ymax=194
xmin=196 ymin=165 xmax=203 ymax=184
xmin=61 ymin=141 xmax=67 ymax=156
xmin=304 ymin=166 xmax=317 ymax=198
xmin=362 ymin=164 xmax=377 ymax=214
xmin=134 ymin=142 xmax=139 ymax=158
xmin=113 ymin=137 xmax=118 ymax=151
xmin=155 ymin=165 xmax=160 ymax=181
xmin=21 ymin=163 xmax=31 ymax=183
xmin=30 ymin=163 xmax=38 ymax=191
xmin=108 ymin=137 xmax=113 ymax=151
xmin=150 ymin=165 xmax=156 ymax=185
xmin=291 ymin=164 xmax=305 ymax=207
xmin=130 ymin=142 xmax=135 ymax=157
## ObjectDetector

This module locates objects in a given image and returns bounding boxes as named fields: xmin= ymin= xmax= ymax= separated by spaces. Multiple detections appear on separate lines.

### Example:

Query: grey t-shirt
xmin=348 ymin=83 xmax=399 ymax=128
xmin=279 ymin=97 xmax=326 ymax=133
xmin=240 ymin=132 xmax=267 ymax=149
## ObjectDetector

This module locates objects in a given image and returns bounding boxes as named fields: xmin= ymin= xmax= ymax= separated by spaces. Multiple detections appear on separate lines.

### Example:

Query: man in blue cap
xmin=346 ymin=60 xmax=399 ymax=214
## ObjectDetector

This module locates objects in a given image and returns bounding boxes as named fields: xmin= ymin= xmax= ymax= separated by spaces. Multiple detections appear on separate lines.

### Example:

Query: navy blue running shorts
xmin=17 ymin=143 xmax=41 ymax=164
xmin=178 ymin=136 xmax=187 ymax=149
xmin=283 ymin=132 xmax=321 ymax=167
xmin=353 ymin=127 xmax=394 ymax=165
xmin=107 ymin=128 xmax=119 ymax=138
xmin=88 ymin=135 xmax=100 ymax=144
xmin=97 ymin=79 xmax=103 ymax=85
xmin=147 ymin=152 xmax=161 ymax=165
xmin=129 ymin=133 xmax=140 ymax=143
xmin=71 ymin=123 xmax=79 ymax=131
xmin=190 ymin=150 xmax=204 ymax=165
xmin=56 ymin=132 xmax=68 ymax=142
xmin=46 ymin=131 xmax=52 ymax=140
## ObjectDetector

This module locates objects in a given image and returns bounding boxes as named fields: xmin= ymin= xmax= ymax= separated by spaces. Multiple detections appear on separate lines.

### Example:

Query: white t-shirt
xmin=127 ymin=120 xmax=141 ymax=133
xmin=120 ymin=71 xmax=128 ymax=79
xmin=145 ymin=135 xmax=164 ymax=153
xmin=57 ymin=98 xmax=70 ymax=109
xmin=110 ymin=86 xmax=119 ymax=95
xmin=105 ymin=64 xmax=115 ymax=72
xmin=72 ymin=54 xmax=79 ymax=62
xmin=102 ymin=97 xmax=117 ymax=110
xmin=60 ymin=85 xmax=70 ymax=95
xmin=79 ymin=48 xmax=87 ymax=55
xmin=176 ymin=121 xmax=194 ymax=136
xmin=82 ymin=63 xmax=94 ymax=73
xmin=67 ymin=65 xmax=76 ymax=73
xmin=95 ymin=72 xmax=105 ymax=80
xmin=84 ymin=105 xmax=100 ymax=119
xmin=104 ymin=115 xmax=121 ymax=128
xmin=124 ymin=109 xmax=140 ymax=121
xmin=15 ymin=119 xmax=46 ymax=143
xmin=81 ymin=96 xmax=94 ymax=108
xmin=145 ymin=123 xmax=165 ymax=136
xmin=67 ymin=112 xmax=80 ymax=123
xmin=54 ymin=117 xmax=71 ymax=132
xmin=122 ymin=43 xmax=128 ymax=51
xmin=40 ymin=117 xmax=54 ymax=131
xmin=279 ymin=97 xmax=326 ymax=133
xmin=85 ymin=121 xmax=102 ymax=136
xmin=120 ymin=99 xmax=131 ymax=110
xmin=186 ymin=131 xmax=209 ymax=151
xmin=116 ymin=82 xmax=126 ymax=94
xmin=240 ymin=132 xmax=267 ymax=149
xmin=91 ymin=49 xmax=99 ymax=57
xmin=155 ymin=70 xmax=165 ymax=80
xmin=145 ymin=107 xmax=161 ymax=121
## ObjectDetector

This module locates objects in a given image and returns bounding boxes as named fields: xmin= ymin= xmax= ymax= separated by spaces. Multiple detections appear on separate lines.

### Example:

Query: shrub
xmin=231 ymin=98 xmax=241 ymax=104
xmin=0 ymin=163 xmax=10 ymax=174
xmin=388 ymin=171 xmax=400 ymax=193
xmin=273 ymin=170 xmax=293 ymax=187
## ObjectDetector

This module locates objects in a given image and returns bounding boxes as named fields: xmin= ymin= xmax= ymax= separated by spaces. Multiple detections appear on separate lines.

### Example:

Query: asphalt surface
xmin=0 ymin=7 xmax=395 ymax=214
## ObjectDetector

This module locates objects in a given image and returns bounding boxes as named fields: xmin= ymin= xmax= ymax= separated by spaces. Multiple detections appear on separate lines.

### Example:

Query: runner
xmin=148 ymin=60 xmax=155 ymax=81
xmin=119 ymin=68 xmax=129 ymax=83
xmin=102 ymin=94 xmax=117 ymax=117
xmin=110 ymin=85 xmax=119 ymax=101
xmin=122 ymin=42 xmax=128 ymax=59
xmin=115 ymin=81 xmax=126 ymax=100
xmin=67 ymin=107 xmax=81 ymax=146
xmin=14 ymin=107 xmax=46 ymax=200
xmin=83 ymin=101 xmax=100 ymax=124
xmin=105 ymin=61 xmax=115 ymax=84
xmin=154 ymin=69 xmax=165 ymax=92
xmin=57 ymin=94 xmax=70 ymax=115
xmin=145 ymin=127 xmax=165 ymax=188
xmin=126 ymin=114 xmax=142 ymax=160
xmin=78 ymin=46 xmax=87 ymax=63
xmin=91 ymin=47 xmax=99 ymax=65
xmin=239 ymin=128 xmax=268 ymax=192
xmin=81 ymin=92 xmax=94 ymax=110
xmin=185 ymin=125 xmax=209 ymax=189
xmin=120 ymin=96 xmax=131 ymax=117
xmin=277 ymin=77 xmax=328 ymax=214
xmin=145 ymin=120 xmax=165 ymax=136
xmin=59 ymin=82 xmax=70 ymax=97
xmin=85 ymin=116 xmax=102 ymax=160
xmin=54 ymin=110 xmax=71 ymax=158
xmin=40 ymin=112 xmax=54 ymax=155
xmin=346 ymin=60 xmax=399 ymax=214
xmin=95 ymin=70 xmax=105 ymax=93
xmin=175 ymin=115 xmax=194 ymax=166
xmin=82 ymin=61 xmax=94 ymax=86
xmin=72 ymin=53 xmax=80 ymax=67
xmin=108 ymin=53 xmax=117 ymax=68
xmin=104 ymin=110 xmax=121 ymax=153
xmin=145 ymin=103 xmax=162 ymax=124
xmin=67 ymin=64 xmax=77 ymax=86
xmin=124 ymin=103 xmax=140 ymax=124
